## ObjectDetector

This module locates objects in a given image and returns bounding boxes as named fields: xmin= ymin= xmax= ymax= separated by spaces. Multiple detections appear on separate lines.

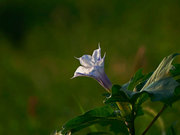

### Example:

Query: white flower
xmin=72 ymin=43 xmax=112 ymax=91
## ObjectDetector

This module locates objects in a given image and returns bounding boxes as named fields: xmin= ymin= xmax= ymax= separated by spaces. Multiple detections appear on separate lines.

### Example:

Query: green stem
xmin=126 ymin=118 xmax=135 ymax=135
xmin=141 ymin=104 xmax=167 ymax=135
xmin=130 ymin=106 xmax=135 ymax=135
xmin=113 ymin=92 xmax=133 ymax=134
xmin=131 ymin=115 xmax=135 ymax=135
xmin=126 ymin=104 xmax=135 ymax=135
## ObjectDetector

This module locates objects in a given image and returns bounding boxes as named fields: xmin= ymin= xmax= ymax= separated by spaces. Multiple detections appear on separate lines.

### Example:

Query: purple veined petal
xmin=92 ymin=43 xmax=101 ymax=63
xmin=76 ymin=55 xmax=94 ymax=67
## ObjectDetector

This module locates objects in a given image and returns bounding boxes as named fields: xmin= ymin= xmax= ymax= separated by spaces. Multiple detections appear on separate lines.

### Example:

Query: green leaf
xmin=170 ymin=64 xmax=180 ymax=82
xmin=135 ymin=72 xmax=153 ymax=91
xmin=140 ymin=53 xmax=179 ymax=90
xmin=60 ymin=105 xmax=122 ymax=134
xmin=174 ymin=85 xmax=180 ymax=95
xmin=131 ymin=92 xmax=149 ymax=116
xmin=170 ymin=64 xmax=180 ymax=78
xmin=105 ymin=85 xmax=145 ymax=118
xmin=108 ymin=120 xmax=129 ymax=135
xmin=104 ymin=85 xmax=130 ymax=104
xmin=105 ymin=84 xmax=148 ymax=106
xmin=142 ymin=77 xmax=179 ymax=103
xmin=105 ymin=54 xmax=180 ymax=119
xmin=134 ymin=105 xmax=144 ymax=117
xmin=140 ymin=53 xmax=180 ymax=104
xmin=128 ymin=69 xmax=144 ymax=91
xmin=99 ymin=119 xmax=129 ymax=135
xmin=104 ymin=85 xmax=133 ymax=117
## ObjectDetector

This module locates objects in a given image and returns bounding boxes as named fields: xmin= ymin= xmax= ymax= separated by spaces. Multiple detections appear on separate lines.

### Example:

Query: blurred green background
xmin=0 ymin=0 xmax=180 ymax=135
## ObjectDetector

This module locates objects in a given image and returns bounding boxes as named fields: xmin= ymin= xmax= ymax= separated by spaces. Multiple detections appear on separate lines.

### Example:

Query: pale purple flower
xmin=72 ymin=44 xmax=112 ymax=91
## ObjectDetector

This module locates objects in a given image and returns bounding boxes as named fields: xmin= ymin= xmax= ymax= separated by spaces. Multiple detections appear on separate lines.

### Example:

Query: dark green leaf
xmin=128 ymin=69 xmax=145 ymax=91
xmin=174 ymin=85 xmax=180 ymax=95
xmin=104 ymin=85 xmax=130 ymax=104
xmin=104 ymin=85 xmax=148 ymax=118
xmin=60 ymin=105 xmax=120 ymax=134
xmin=135 ymin=72 xmax=153 ymax=91
xmin=108 ymin=120 xmax=129 ymax=135
xmin=99 ymin=119 xmax=129 ymax=135
xmin=170 ymin=64 xmax=180 ymax=78
xmin=134 ymin=106 xmax=144 ymax=117
xmin=105 ymin=84 xmax=148 ymax=107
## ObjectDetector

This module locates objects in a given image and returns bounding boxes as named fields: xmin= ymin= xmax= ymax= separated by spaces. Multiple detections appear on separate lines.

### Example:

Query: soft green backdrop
xmin=0 ymin=0 xmax=180 ymax=135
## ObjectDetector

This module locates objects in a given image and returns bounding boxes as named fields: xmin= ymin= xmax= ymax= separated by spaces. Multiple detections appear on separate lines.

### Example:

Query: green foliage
xmin=106 ymin=54 xmax=180 ymax=106
xmin=109 ymin=121 xmax=128 ymax=135
xmin=170 ymin=64 xmax=180 ymax=78
xmin=128 ymin=69 xmax=144 ymax=91
xmin=140 ymin=54 xmax=180 ymax=104
xmin=59 ymin=53 xmax=180 ymax=134
xmin=1 ymin=1 xmax=180 ymax=134
xmin=104 ymin=85 xmax=130 ymax=103
xmin=85 ymin=120 xmax=129 ymax=135
xmin=142 ymin=77 xmax=178 ymax=103
xmin=61 ymin=105 xmax=126 ymax=134
xmin=141 ymin=53 xmax=179 ymax=89
xmin=94 ymin=119 xmax=129 ymax=135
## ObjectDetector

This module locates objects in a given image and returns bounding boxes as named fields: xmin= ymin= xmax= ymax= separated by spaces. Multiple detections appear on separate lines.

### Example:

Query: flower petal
xmin=73 ymin=66 xmax=94 ymax=78
xmin=73 ymin=65 xmax=104 ymax=79
xmin=72 ymin=66 xmax=111 ymax=90
xmin=72 ymin=45 xmax=112 ymax=91
xmin=92 ymin=44 xmax=101 ymax=63
xmin=77 ymin=55 xmax=94 ymax=67
xmin=95 ymin=53 xmax=106 ymax=67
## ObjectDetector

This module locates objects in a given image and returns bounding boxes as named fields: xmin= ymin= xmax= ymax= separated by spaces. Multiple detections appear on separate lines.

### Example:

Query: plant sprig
xmin=55 ymin=46 xmax=180 ymax=135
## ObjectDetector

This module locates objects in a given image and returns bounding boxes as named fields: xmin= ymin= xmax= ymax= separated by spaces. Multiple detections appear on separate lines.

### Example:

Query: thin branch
xmin=142 ymin=104 xmax=167 ymax=135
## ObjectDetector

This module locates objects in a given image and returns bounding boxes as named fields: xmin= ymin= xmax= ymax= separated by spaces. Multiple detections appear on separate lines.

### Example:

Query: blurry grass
xmin=0 ymin=0 xmax=180 ymax=135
